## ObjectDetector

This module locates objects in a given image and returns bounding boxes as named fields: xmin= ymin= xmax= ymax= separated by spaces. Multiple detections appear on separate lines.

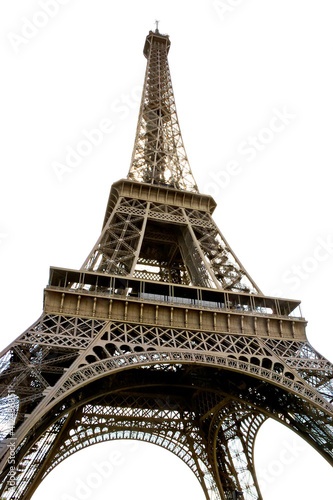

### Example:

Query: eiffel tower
xmin=1 ymin=27 xmax=333 ymax=500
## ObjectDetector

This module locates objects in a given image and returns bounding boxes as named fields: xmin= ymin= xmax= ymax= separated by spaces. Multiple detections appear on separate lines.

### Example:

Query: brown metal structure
xmin=0 ymin=28 xmax=332 ymax=500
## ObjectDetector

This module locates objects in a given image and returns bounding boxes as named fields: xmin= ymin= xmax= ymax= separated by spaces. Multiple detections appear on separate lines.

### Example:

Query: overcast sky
xmin=1 ymin=1 xmax=333 ymax=498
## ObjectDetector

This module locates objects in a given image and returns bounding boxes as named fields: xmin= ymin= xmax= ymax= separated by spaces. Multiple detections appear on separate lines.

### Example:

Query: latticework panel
xmin=209 ymin=407 xmax=265 ymax=499
xmin=40 ymin=320 xmax=331 ymax=421
xmin=82 ymin=194 xmax=262 ymax=292
xmin=1 ymin=417 xmax=67 ymax=500
xmin=127 ymin=31 xmax=198 ymax=193
xmin=41 ymin=397 xmax=267 ymax=500
xmin=83 ymin=197 xmax=147 ymax=274
xmin=0 ymin=372 xmax=275 ymax=500
xmin=262 ymin=339 xmax=333 ymax=405
xmin=0 ymin=315 xmax=106 ymax=452
xmin=0 ymin=338 xmax=332 ymax=499
xmin=186 ymin=208 xmax=260 ymax=294
xmin=0 ymin=379 xmax=223 ymax=500
xmin=47 ymin=398 xmax=213 ymax=487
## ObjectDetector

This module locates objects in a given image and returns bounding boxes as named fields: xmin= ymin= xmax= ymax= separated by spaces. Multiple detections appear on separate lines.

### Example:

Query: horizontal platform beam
xmin=44 ymin=288 xmax=306 ymax=341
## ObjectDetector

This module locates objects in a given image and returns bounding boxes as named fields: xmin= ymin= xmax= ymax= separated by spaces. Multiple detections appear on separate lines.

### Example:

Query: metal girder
xmin=1 ymin=27 xmax=333 ymax=500
xmin=128 ymin=30 xmax=198 ymax=193
xmin=82 ymin=194 xmax=261 ymax=292
xmin=1 ymin=314 xmax=332 ymax=498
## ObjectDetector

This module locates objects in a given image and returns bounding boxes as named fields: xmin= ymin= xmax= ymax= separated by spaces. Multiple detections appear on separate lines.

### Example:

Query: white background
xmin=0 ymin=0 xmax=333 ymax=498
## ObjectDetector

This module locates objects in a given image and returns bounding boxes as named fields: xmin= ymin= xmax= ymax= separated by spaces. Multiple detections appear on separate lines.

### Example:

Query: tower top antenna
xmin=155 ymin=20 xmax=160 ymax=33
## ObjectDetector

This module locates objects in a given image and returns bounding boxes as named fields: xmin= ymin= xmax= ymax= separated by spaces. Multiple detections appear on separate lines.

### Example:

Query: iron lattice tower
xmin=0 ymin=28 xmax=332 ymax=500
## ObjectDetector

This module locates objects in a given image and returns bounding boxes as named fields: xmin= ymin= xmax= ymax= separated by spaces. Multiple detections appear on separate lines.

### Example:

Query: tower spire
xmin=128 ymin=30 xmax=199 ymax=193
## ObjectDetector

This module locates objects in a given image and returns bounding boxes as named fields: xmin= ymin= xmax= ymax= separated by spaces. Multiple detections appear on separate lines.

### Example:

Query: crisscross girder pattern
xmin=1 ymin=28 xmax=333 ymax=500
xmin=128 ymin=31 xmax=198 ymax=192
xmin=82 ymin=196 xmax=260 ymax=293
xmin=1 ymin=308 xmax=333 ymax=500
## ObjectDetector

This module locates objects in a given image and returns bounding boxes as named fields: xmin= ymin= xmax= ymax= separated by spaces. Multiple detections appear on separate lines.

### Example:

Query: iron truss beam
xmin=1 ymin=28 xmax=332 ymax=500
